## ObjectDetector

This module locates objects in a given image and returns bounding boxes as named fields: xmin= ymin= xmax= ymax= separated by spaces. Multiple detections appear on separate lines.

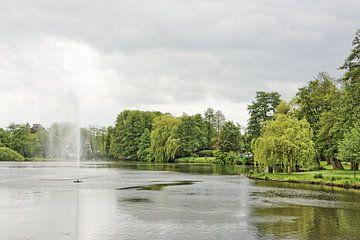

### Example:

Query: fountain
xmin=48 ymin=121 xmax=82 ymax=183
xmin=47 ymin=91 xmax=82 ymax=183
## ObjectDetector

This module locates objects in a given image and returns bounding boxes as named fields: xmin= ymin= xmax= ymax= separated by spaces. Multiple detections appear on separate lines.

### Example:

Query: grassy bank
xmin=248 ymin=165 xmax=360 ymax=189
xmin=175 ymin=156 xmax=216 ymax=164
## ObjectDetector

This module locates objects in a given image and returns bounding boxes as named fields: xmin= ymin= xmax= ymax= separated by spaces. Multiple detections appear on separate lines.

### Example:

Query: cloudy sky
xmin=0 ymin=0 xmax=359 ymax=127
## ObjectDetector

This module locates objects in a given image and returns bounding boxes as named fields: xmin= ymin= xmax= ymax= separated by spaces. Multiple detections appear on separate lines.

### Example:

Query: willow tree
xmin=253 ymin=114 xmax=315 ymax=173
xmin=150 ymin=115 xmax=181 ymax=162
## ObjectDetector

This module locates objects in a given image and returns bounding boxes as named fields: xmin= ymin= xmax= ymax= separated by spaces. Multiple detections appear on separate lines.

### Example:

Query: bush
xmin=0 ymin=147 xmax=25 ymax=161
xmin=196 ymin=150 xmax=214 ymax=157
xmin=215 ymin=151 xmax=241 ymax=165
xmin=313 ymin=173 xmax=323 ymax=179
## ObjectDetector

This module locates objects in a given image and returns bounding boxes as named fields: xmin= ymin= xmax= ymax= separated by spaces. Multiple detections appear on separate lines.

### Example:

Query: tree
xmin=177 ymin=114 xmax=207 ymax=157
xmin=338 ymin=125 xmax=360 ymax=177
xmin=137 ymin=129 xmax=152 ymax=161
xmin=104 ymin=127 xmax=113 ymax=158
xmin=294 ymin=72 xmax=341 ymax=167
xmin=253 ymin=114 xmax=315 ymax=173
xmin=110 ymin=110 xmax=161 ymax=160
xmin=204 ymin=108 xmax=216 ymax=149
xmin=0 ymin=128 xmax=10 ymax=147
xmin=247 ymin=91 xmax=281 ymax=141
xmin=150 ymin=115 xmax=180 ymax=162
xmin=335 ymin=29 xmax=360 ymax=170
xmin=219 ymin=121 xmax=241 ymax=153
xmin=6 ymin=123 xmax=34 ymax=157
xmin=214 ymin=110 xmax=225 ymax=149
xmin=32 ymin=127 xmax=48 ymax=158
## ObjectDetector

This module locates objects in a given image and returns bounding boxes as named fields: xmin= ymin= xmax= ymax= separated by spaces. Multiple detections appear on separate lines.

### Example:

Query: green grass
xmin=24 ymin=157 xmax=47 ymax=162
xmin=175 ymin=156 xmax=216 ymax=164
xmin=249 ymin=162 xmax=360 ymax=189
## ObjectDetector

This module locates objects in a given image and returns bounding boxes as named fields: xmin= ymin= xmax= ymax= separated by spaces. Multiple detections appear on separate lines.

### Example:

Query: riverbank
xmin=248 ymin=169 xmax=360 ymax=189
xmin=175 ymin=156 xmax=216 ymax=164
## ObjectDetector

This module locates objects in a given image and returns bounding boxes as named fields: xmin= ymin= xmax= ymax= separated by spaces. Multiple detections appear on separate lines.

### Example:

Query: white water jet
xmin=47 ymin=91 xmax=82 ymax=182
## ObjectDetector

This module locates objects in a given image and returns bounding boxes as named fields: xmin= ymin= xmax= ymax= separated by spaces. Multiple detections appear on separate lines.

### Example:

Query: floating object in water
xmin=73 ymin=179 xmax=82 ymax=183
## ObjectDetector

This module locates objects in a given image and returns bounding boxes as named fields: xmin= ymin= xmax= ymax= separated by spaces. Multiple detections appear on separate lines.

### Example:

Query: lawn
xmin=249 ymin=162 xmax=360 ymax=189
xmin=175 ymin=156 xmax=216 ymax=164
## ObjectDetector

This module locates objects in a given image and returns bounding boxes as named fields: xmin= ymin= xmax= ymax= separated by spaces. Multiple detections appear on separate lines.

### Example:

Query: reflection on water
xmin=117 ymin=180 xmax=199 ymax=191
xmin=0 ymin=161 xmax=359 ymax=240
xmin=85 ymin=161 xmax=251 ymax=175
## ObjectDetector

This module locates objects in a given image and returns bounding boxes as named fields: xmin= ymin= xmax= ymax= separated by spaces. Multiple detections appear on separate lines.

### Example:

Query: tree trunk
xmin=287 ymin=159 xmax=292 ymax=174
xmin=330 ymin=157 xmax=344 ymax=170
xmin=351 ymin=162 xmax=359 ymax=171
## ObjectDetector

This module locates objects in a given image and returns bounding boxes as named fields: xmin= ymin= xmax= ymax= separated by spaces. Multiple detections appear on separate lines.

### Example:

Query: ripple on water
xmin=250 ymin=188 xmax=357 ymax=209
xmin=120 ymin=197 xmax=152 ymax=203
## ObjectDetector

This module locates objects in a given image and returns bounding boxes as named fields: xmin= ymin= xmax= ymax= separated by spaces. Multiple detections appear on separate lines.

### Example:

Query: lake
xmin=0 ymin=161 xmax=359 ymax=240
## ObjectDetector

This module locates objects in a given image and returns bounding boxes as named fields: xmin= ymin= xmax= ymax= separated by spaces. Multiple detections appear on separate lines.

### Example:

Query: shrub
xmin=313 ymin=173 xmax=323 ymax=179
xmin=0 ymin=147 xmax=25 ymax=161
xmin=215 ymin=151 xmax=241 ymax=164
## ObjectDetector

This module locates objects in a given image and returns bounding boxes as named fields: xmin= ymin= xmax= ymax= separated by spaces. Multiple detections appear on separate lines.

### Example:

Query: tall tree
xmin=253 ymin=114 xmax=315 ymax=173
xmin=294 ymin=72 xmax=341 ymax=167
xmin=177 ymin=114 xmax=207 ymax=157
xmin=204 ymin=108 xmax=216 ymax=149
xmin=247 ymin=91 xmax=281 ymax=141
xmin=137 ymin=129 xmax=152 ymax=161
xmin=338 ymin=29 xmax=360 ymax=129
xmin=219 ymin=121 xmax=241 ymax=153
xmin=6 ymin=123 xmax=34 ymax=157
xmin=214 ymin=110 xmax=225 ymax=149
xmin=150 ymin=115 xmax=181 ymax=162
xmin=110 ymin=110 xmax=161 ymax=160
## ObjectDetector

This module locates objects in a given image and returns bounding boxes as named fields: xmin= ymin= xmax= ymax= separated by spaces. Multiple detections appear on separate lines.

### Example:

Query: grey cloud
xmin=0 ymin=0 xmax=359 ymax=126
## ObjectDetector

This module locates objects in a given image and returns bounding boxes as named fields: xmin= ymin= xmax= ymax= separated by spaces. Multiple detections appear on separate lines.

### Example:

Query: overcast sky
xmin=0 ymin=0 xmax=359 ymax=128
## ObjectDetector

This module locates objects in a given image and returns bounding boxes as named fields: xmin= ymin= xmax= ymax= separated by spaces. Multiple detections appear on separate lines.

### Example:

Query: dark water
xmin=0 ymin=161 xmax=359 ymax=240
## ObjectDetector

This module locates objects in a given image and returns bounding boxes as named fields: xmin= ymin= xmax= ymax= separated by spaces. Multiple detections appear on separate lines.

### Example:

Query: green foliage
xmin=253 ymin=114 xmax=315 ymax=173
xmin=313 ymin=173 xmax=323 ymax=179
xmin=110 ymin=110 xmax=161 ymax=160
xmin=104 ymin=127 xmax=113 ymax=158
xmin=275 ymin=101 xmax=291 ymax=115
xmin=215 ymin=151 xmax=241 ymax=164
xmin=336 ymin=29 xmax=360 ymax=143
xmin=175 ymin=156 xmax=215 ymax=164
xmin=6 ymin=123 xmax=34 ymax=157
xmin=219 ymin=121 xmax=241 ymax=153
xmin=0 ymin=147 xmax=25 ymax=161
xmin=294 ymin=72 xmax=340 ymax=163
xmin=177 ymin=114 xmax=207 ymax=157
xmin=196 ymin=149 xmax=214 ymax=157
xmin=338 ymin=125 xmax=360 ymax=165
xmin=247 ymin=91 xmax=281 ymax=140
xmin=137 ymin=129 xmax=152 ymax=161
xmin=150 ymin=115 xmax=181 ymax=162
xmin=31 ymin=128 xmax=48 ymax=158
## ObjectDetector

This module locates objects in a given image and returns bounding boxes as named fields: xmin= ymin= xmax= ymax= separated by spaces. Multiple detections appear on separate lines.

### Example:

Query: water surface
xmin=0 ymin=161 xmax=359 ymax=240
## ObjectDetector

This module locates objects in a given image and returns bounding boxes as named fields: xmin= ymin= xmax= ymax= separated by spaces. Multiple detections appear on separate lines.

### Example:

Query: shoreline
xmin=248 ymin=173 xmax=360 ymax=190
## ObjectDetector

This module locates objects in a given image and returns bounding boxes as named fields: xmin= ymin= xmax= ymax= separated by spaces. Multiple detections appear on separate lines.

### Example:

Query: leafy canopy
xmin=253 ymin=114 xmax=315 ymax=173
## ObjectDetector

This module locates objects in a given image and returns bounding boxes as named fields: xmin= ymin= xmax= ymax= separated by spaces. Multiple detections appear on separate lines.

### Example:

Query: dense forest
xmin=1 ymin=29 xmax=359 ymax=174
